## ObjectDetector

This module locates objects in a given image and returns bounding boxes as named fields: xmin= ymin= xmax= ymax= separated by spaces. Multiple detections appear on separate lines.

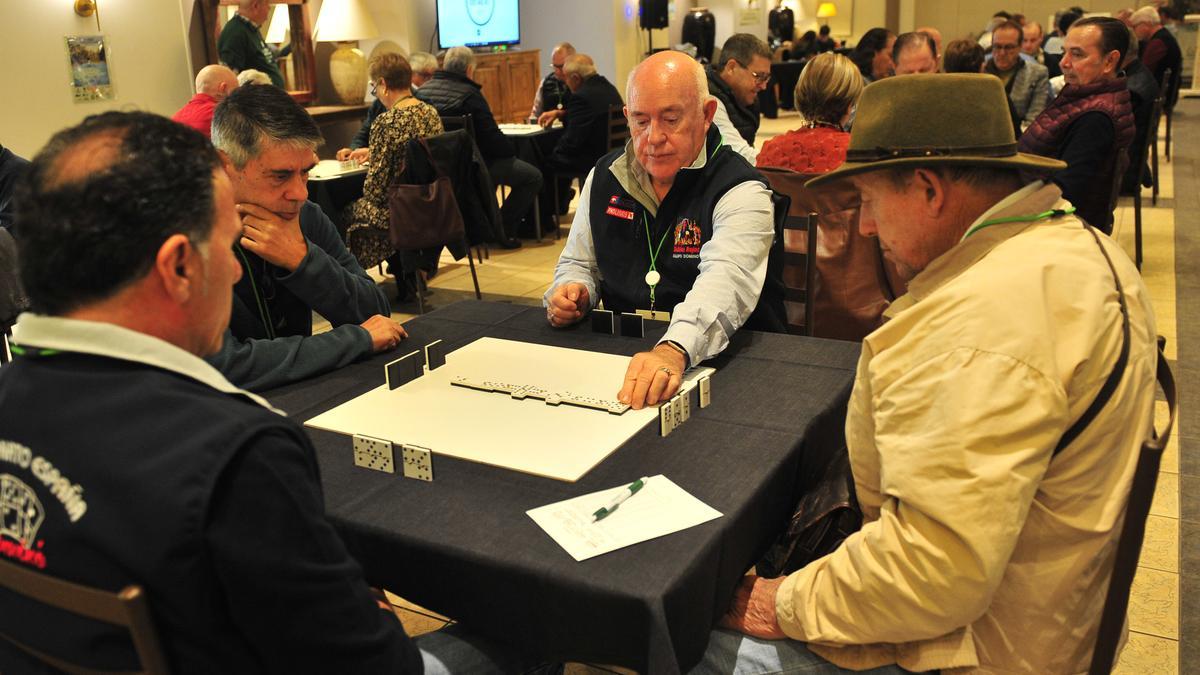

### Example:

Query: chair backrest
xmin=1087 ymin=346 xmax=1177 ymax=674
xmin=759 ymin=167 xmax=901 ymax=341
xmin=606 ymin=104 xmax=630 ymax=151
xmin=0 ymin=558 xmax=171 ymax=674
xmin=766 ymin=190 xmax=816 ymax=336
xmin=439 ymin=114 xmax=475 ymax=143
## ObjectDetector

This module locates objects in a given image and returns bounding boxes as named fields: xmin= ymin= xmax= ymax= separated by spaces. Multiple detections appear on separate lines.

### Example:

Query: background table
xmin=266 ymin=301 xmax=860 ymax=673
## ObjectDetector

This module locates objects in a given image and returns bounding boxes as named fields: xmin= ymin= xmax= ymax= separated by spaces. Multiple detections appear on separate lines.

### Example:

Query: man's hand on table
xmin=546 ymin=283 xmax=590 ymax=327
xmin=361 ymin=315 xmax=408 ymax=352
xmin=237 ymin=203 xmax=309 ymax=272
xmin=537 ymin=110 xmax=565 ymax=128
xmin=617 ymin=343 xmax=686 ymax=410
xmin=336 ymin=147 xmax=371 ymax=164
xmin=718 ymin=574 xmax=788 ymax=640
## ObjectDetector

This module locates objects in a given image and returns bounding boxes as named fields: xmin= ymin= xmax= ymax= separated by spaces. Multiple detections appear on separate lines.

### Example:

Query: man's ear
xmin=912 ymin=167 xmax=947 ymax=216
xmin=217 ymin=149 xmax=237 ymax=177
xmin=155 ymin=234 xmax=197 ymax=304
xmin=702 ymin=97 xmax=718 ymax=126
xmin=722 ymin=58 xmax=739 ymax=75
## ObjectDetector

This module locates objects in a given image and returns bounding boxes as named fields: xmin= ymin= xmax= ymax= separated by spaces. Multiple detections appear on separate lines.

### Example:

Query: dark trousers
xmin=487 ymin=156 xmax=543 ymax=238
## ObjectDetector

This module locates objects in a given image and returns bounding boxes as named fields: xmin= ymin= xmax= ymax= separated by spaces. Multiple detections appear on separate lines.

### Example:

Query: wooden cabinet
xmin=474 ymin=50 xmax=542 ymax=123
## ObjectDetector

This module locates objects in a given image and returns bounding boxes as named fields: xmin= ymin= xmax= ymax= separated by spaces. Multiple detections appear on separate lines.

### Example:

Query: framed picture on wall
xmin=65 ymin=35 xmax=115 ymax=102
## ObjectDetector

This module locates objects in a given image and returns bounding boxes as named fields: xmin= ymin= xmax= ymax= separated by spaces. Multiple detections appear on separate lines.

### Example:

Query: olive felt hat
xmin=806 ymin=73 xmax=1066 ymax=187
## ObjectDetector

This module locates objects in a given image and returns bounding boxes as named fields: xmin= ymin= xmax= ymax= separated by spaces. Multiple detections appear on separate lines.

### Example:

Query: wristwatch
xmin=658 ymin=340 xmax=691 ymax=369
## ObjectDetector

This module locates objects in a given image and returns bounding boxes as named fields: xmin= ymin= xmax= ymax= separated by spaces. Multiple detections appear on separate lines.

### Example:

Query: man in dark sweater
xmin=417 ymin=46 xmax=542 ymax=246
xmin=217 ymin=0 xmax=284 ymax=88
xmin=1018 ymin=17 xmax=1134 ymax=234
xmin=706 ymin=33 xmax=771 ymax=163
xmin=0 ymin=111 xmax=519 ymax=673
xmin=545 ymin=54 xmax=624 ymax=175
xmin=207 ymin=84 xmax=408 ymax=390
xmin=1131 ymin=7 xmax=1182 ymax=108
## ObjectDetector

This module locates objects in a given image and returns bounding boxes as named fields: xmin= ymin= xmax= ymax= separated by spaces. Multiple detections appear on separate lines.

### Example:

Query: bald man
xmin=172 ymin=64 xmax=239 ymax=138
xmin=218 ymin=0 xmax=284 ymax=87
xmin=916 ymin=26 xmax=943 ymax=58
xmin=546 ymin=51 xmax=780 ymax=409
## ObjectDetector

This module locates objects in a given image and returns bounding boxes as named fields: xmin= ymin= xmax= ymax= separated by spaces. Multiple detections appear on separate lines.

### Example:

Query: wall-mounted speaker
xmin=639 ymin=0 xmax=669 ymax=29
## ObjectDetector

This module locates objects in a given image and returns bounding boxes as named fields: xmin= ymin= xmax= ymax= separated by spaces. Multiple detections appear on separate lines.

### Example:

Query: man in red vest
xmin=172 ymin=65 xmax=239 ymax=139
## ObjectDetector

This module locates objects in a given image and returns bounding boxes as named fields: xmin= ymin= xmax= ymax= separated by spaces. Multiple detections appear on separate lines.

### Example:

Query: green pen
xmin=592 ymin=477 xmax=650 ymax=522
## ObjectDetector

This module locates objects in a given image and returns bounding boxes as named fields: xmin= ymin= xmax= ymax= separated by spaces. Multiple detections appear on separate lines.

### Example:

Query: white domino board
xmin=305 ymin=337 xmax=711 ymax=482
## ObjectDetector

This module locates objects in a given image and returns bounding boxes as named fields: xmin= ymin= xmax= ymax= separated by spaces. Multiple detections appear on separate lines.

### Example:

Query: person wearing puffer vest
xmin=1018 ymin=17 xmax=1134 ymax=234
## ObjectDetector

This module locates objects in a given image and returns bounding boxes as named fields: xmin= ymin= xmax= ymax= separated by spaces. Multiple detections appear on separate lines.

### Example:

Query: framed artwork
xmin=65 ymin=35 xmax=115 ymax=102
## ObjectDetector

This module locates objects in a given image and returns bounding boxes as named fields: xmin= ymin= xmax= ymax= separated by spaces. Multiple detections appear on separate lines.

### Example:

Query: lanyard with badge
xmin=961 ymin=207 xmax=1076 ymax=240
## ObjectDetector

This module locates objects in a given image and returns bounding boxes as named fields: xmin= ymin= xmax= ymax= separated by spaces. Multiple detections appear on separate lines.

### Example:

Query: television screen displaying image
xmin=437 ymin=0 xmax=521 ymax=49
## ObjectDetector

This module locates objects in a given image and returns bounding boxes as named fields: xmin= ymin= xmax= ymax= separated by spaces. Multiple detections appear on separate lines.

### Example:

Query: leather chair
xmin=0 ymin=558 xmax=170 ymax=674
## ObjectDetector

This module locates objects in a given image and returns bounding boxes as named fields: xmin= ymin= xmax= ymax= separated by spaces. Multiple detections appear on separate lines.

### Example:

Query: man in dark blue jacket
xmin=417 ymin=46 xmax=542 ymax=247
xmin=0 ymin=110 xmax=516 ymax=673
xmin=545 ymin=54 xmax=624 ymax=176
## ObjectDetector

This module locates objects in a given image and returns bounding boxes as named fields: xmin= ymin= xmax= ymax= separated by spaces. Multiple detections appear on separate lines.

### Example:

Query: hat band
xmin=846 ymin=142 xmax=1019 ymax=162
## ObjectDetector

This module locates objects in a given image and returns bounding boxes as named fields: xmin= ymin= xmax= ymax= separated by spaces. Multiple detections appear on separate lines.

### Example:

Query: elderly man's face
xmin=894 ymin=44 xmax=937 ymax=75
xmin=1061 ymin=25 xmax=1119 ymax=86
xmin=1133 ymin=21 xmax=1157 ymax=41
xmin=225 ymin=140 xmax=317 ymax=221
xmin=248 ymin=0 xmax=270 ymax=24
xmin=853 ymin=171 xmax=944 ymax=281
xmin=1022 ymin=24 xmax=1043 ymax=55
xmin=551 ymin=48 xmax=570 ymax=81
xmin=626 ymin=70 xmax=714 ymax=189
xmin=721 ymin=54 xmax=772 ymax=106
xmin=192 ymin=170 xmax=244 ymax=356
xmin=992 ymin=27 xmax=1022 ymax=71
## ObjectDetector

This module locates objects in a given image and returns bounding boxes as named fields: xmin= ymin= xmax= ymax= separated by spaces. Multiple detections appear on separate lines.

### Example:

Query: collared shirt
xmin=11 ymin=314 xmax=280 ymax=414
xmin=546 ymin=137 xmax=772 ymax=364
xmin=774 ymin=183 xmax=1158 ymax=673
xmin=712 ymin=98 xmax=758 ymax=164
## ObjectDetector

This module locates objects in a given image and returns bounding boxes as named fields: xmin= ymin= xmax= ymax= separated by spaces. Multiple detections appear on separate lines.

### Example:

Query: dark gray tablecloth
xmin=266 ymin=300 xmax=861 ymax=674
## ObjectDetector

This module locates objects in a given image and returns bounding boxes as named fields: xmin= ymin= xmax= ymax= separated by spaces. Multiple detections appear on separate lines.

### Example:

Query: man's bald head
xmin=237 ymin=0 xmax=269 ymax=24
xmin=627 ymin=51 xmax=709 ymax=114
xmin=196 ymin=65 xmax=239 ymax=100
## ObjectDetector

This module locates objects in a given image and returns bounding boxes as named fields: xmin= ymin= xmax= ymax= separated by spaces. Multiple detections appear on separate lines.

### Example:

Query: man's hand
xmin=237 ymin=202 xmax=308 ymax=272
xmin=335 ymin=147 xmax=370 ymax=163
xmin=360 ymin=315 xmax=408 ymax=352
xmin=546 ymin=283 xmax=590 ymax=327
xmin=617 ymin=343 xmax=686 ymax=410
xmin=718 ymin=575 xmax=788 ymax=640
xmin=537 ymin=110 xmax=565 ymax=128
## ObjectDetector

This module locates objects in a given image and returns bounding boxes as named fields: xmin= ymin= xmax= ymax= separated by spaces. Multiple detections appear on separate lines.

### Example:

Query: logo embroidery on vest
xmin=606 ymin=194 xmax=636 ymax=220
xmin=0 ymin=474 xmax=47 ymax=569
xmin=672 ymin=218 xmax=702 ymax=258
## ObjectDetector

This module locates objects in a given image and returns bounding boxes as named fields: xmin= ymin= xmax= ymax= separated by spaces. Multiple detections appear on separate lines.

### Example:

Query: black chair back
xmin=606 ymin=104 xmax=630 ymax=151
xmin=439 ymin=114 xmax=475 ymax=143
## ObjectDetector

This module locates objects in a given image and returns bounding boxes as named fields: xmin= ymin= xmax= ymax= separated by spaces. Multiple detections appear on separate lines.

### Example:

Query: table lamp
xmin=314 ymin=0 xmax=379 ymax=105
xmin=265 ymin=4 xmax=290 ymax=44
xmin=817 ymin=2 xmax=837 ymax=26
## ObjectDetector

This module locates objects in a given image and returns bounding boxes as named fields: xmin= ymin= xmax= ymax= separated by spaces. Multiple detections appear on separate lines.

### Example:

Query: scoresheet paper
xmin=527 ymin=475 xmax=723 ymax=561
xmin=304 ymin=338 xmax=712 ymax=482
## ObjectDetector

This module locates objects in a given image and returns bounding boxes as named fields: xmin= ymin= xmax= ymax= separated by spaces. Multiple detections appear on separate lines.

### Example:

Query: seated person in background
xmin=1130 ymin=7 xmax=1182 ymax=108
xmin=172 ymin=64 xmax=239 ymax=139
xmin=0 ymin=143 xmax=29 ymax=230
xmin=1019 ymin=17 xmax=1134 ymax=234
xmin=544 ymin=54 xmax=624 ymax=176
xmin=207 ymin=84 xmax=407 ymax=391
xmin=757 ymin=52 xmax=863 ymax=173
xmin=530 ymin=42 xmax=576 ymax=124
xmin=892 ymin=31 xmax=938 ymax=75
xmin=849 ymin=28 xmax=896 ymax=82
xmin=345 ymin=53 xmax=444 ymax=271
xmin=1023 ymin=20 xmax=1046 ymax=63
xmin=814 ymin=24 xmax=837 ymax=53
xmin=706 ymin=33 xmax=772 ymax=164
xmin=942 ymin=38 xmax=985 ymax=74
xmin=0 ymin=111 xmax=519 ymax=673
xmin=217 ymin=0 xmax=284 ymax=88
xmin=915 ymin=26 xmax=943 ymax=57
xmin=1121 ymin=29 xmax=1160 ymax=193
xmin=546 ymin=51 xmax=775 ymax=410
xmin=791 ymin=30 xmax=818 ymax=60
xmin=705 ymin=73 xmax=1157 ymax=675
xmin=236 ymin=68 xmax=273 ymax=86
xmin=417 ymin=46 xmax=543 ymax=247
xmin=337 ymin=51 xmax=440 ymax=165
xmin=986 ymin=20 xmax=1050 ymax=131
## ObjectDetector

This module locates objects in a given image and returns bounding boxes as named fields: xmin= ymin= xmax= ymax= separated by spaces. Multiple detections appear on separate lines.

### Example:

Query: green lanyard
xmin=235 ymin=244 xmax=277 ymax=339
xmin=642 ymin=211 xmax=672 ymax=313
xmin=8 ymin=344 xmax=60 ymax=358
xmin=961 ymin=207 xmax=1076 ymax=241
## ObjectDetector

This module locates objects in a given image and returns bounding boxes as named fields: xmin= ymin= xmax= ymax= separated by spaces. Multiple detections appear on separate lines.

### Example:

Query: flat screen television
xmin=437 ymin=0 xmax=521 ymax=49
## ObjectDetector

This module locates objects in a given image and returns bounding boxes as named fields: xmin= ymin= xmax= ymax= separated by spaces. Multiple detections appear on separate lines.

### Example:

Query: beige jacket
xmin=774 ymin=183 xmax=1158 ymax=673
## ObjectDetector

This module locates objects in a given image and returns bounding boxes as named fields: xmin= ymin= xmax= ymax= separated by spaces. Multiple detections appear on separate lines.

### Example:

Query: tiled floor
xmin=341 ymin=107 xmax=1191 ymax=672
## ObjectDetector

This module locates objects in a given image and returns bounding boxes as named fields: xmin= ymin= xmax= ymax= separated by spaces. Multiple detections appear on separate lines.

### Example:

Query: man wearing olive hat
xmin=695 ymin=74 xmax=1158 ymax=674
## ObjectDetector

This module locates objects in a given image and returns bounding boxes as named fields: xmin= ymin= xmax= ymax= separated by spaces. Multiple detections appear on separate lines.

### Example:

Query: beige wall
xmin=1 ymin=2 xmax=194 ymax=159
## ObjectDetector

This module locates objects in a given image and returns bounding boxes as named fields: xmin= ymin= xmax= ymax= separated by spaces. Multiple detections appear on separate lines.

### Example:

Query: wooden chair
xmin=551 ymin=105 xmax=630 ymax=236
xmin=768 ymin=190 xmax=817 ymax=336
xmin=0 ymin=558 xmax=170 ymax=674
xmin=1087 ymin=342 xmax=1177 ymax=674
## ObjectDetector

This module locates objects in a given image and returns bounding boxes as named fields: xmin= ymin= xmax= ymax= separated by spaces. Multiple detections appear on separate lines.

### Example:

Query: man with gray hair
xmin=217 ymin=0 xmax=284 ymax=87
xmin=417 ymin=46 xmax=543 ymax=247
xmin=545 ymin=54 xmax=624 ymax=176
xmin=338 ymin=51 xmax=440 ymax=164
xmin=531 ymin=42 xmax=577 ymax=124
xmin=707 ymin=33 xmax=771 ymax=162
xmin=172 ymin=64 xmax=239 ymax=139
xmin=208 ymin=84 xmax=407 ymax=390
xmin=547 ymin=51 xmax=779 ymax=410
xmin=1130 ymin=5 xmax=1182 ymax=108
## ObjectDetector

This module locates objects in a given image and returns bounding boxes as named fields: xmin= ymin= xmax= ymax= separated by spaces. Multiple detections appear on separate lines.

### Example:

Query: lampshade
xmin=265 ymin=4 xmax=290 ymax=44
xmin=313 ymin=0 xmax=379 ymax=42
xmin=816 ymin=2 xmax=837 ymax=19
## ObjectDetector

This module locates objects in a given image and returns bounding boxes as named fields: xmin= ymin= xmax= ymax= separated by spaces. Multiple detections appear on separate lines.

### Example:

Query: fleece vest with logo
xmin=589 ymin=125 xmax=765 ymax=315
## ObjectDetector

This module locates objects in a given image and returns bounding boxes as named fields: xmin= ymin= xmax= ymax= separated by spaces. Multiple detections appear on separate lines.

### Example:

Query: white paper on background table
xmin=304 ymin=337 xmax=712 ymax=482
xmin=526 ymin=475 xmax=723 ymax=561
xmin=499 ymin=122 xmax=562 ymax=135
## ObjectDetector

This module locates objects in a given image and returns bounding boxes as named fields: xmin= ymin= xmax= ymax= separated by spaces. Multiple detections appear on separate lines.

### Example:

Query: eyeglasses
xmin=369 ymin=81 xmax=378 ymax=96
xmin=992 ymin=43 xmax=1020 ymax=52
xmin=739 ymin=62 xmax=770 ymax=84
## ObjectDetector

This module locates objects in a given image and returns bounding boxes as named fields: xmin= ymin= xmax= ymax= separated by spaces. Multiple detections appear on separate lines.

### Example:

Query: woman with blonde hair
xmin=757 ymin=52 xmax=863 ymax=173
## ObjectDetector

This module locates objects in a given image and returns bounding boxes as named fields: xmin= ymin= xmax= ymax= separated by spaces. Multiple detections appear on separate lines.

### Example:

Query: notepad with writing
xmin=527 ymin=475 xmax=722 ymax=561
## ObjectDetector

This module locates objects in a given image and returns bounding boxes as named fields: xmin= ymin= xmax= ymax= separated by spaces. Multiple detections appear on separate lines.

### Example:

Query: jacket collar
xmin=11 ymin=314 xmax=282 ymax=415
xmin=1058 ymin=76 xmax=1127 ymax=101
xmin=884 ymin=181 xmax=1067 ymax=318
xmin=432 ymin=70 xmax=481 ymax=90
xmin=607 ymin=124 xmax=721 ymax=216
